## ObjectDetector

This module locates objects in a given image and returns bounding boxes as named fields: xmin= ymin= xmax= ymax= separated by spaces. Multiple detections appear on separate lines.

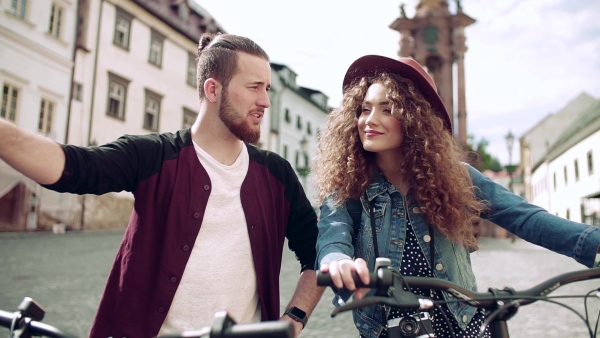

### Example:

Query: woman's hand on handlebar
xmin=320 ymin=258 xmax=371 ymax=300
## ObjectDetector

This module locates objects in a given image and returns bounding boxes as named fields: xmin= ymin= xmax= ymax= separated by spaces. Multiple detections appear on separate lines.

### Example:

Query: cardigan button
xmin=203 ymin=185 xmax=210 ymax=191
xmin=158 ymin=307 xmax=165 ymax=313
xmin=170 ymin=277 xmax=177 ymax=283
xmin=423 ymin=235 xmax=431 ymax=243
xmin=412 ymin=207 xmax=420 ymax=214
xmin=182 ymin=245 xmax=190 ymax=251
xmin=435 ymin=263 xmax=443 ymax=271
xmin=193 ymin=213 xmax=200 ymax=219
xmin=462 ymin=315 xmax=468 ymax=322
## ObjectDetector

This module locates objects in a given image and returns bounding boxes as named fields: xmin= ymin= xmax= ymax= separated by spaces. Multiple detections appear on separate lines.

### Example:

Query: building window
xmin=563 ymin=166 xmax=568 ymax=185
xmin=284 ymin=109 xmax=291 ymax=123
xmin=296 ymin=116 xmax=302 ymax=130
xmin=38 ymin=98 xmax=54 ymax=134
xmin=566 ymin=209 xmax=570 ymax=220
xmin=187 ymin=53 xmax=196 ymax=87
xmin=1 ymin=84 xmax=19 ymax=122
xmin=588 ymin=151 xmax=594 ymax=175
xmin=106 ymin=72 xmax=130 ymax=120
xmin=182 ymin=107 xmax=196 ymax=128
xmin=283 ymin=144 xmax=288 ymax=160
xmin=48 ymin=2 xmax=63 ymax=38
xmin=553 ymin=172 xmax=556 ymax=191
xmin=307 ymin=121 xmax=312 ymax=135
xmin=113 ymin=7 xmax=133 ymax=50
xmin=574 ymin=159 xmax=579 ymax=182
xmin=9 ymin=0 xmax=27 ymax=19
xmin=149 ymin=30 xmax=165 ymax=67
xmin=72 ymin=82 xmax=82 ymax=101
xmin=143 ymin=89 xmax=162 ymax=131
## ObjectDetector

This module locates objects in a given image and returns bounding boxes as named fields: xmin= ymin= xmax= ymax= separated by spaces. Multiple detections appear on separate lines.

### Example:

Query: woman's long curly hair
xmin=312 ymin=73 xmax=485 ymax=249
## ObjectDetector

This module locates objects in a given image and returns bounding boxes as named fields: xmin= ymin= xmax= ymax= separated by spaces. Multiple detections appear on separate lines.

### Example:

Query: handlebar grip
xmin=316 ymin=270 xmax=378 ymax=288
xmin=224 ymin=321 xmax=294 ymax=338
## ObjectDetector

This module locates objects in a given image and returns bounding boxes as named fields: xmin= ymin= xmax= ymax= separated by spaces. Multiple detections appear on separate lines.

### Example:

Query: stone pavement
xmin=1 ymin=231 xmax=598 ymax=337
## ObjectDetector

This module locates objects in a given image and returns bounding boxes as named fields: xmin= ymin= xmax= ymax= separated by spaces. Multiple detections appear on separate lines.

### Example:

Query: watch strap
xmin=284 ymin=306 xmax=308 ymax=328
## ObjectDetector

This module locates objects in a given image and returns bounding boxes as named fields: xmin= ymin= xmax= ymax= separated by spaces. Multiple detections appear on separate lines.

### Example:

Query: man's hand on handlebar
xmin=279 ymin=314 xmax=302 ymax=338
xmin=320 ymin=258 xmax=371 ymax=300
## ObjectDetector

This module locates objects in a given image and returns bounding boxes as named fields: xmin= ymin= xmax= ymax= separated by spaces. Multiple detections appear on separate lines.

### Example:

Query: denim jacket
xmin=316 ymin=163 xmax=600 ymax=338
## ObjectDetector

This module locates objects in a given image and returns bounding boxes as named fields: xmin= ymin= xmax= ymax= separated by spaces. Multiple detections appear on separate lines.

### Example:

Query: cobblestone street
xmin=1 ymin=231 xmax=598 ymax=337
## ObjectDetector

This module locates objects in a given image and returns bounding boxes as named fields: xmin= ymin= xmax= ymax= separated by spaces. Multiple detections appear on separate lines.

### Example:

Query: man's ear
xmin=203 ymin=78 xmax=221 ymax=103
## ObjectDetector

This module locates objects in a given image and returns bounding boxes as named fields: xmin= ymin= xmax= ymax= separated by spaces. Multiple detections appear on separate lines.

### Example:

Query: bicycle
xmin=0 ymin=297 xmax=294 ymax=338
xmin=316 ymin=257 xmax=600 ymax=338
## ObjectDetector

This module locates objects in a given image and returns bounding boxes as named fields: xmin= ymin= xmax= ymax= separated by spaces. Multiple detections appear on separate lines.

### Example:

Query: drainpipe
xmin=79 ymin=0 xmax=104 ymax=231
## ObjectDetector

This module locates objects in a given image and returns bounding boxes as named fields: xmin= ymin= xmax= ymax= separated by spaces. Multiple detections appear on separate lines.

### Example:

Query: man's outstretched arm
xmin=0 ymin=118 xmax=65 ymax=184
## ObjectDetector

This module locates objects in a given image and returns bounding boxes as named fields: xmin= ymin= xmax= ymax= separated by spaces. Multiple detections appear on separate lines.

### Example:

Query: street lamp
xmin=296 ymin=137 xmax=310 ymax=188
xmin=505 ymin=130 xmax=515 ymax=193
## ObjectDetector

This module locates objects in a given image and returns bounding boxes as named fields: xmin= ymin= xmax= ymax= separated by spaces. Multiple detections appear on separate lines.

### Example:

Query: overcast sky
xmin=196 ymin=0 xmax=600 ymax=166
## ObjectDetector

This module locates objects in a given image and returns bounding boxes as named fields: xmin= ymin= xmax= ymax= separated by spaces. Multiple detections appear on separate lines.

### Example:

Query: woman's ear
xmin=203 ymin=78 xmax=221 ymax=103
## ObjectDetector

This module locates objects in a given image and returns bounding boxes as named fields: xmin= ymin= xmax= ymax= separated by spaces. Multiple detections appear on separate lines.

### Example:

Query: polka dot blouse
xmin=362 ymin=216 xmax=490 ymax=338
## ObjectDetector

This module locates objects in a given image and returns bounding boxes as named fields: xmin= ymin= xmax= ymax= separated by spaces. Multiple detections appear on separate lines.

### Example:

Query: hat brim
xmin=343 ymin=55 xmax=452 ymax=132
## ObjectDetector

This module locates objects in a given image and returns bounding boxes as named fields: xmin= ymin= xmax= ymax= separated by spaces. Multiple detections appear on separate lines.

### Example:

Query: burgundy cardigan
xmin=44 ymin=129 xmax=318 ymax=337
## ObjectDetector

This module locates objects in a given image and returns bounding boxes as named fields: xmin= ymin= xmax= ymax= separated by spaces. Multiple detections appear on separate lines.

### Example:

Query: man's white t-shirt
xmin=158 ymin=141 xmax=260 ymax=334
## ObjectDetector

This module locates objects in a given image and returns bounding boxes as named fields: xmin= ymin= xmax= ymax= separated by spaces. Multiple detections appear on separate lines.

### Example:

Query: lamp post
xmin=505 ymin=130 xmax=515 ymax=193
xmin=297 ymin=137 xmax=310 ymax=189
xmin=505 ymin=130 xmax=516 ymax=242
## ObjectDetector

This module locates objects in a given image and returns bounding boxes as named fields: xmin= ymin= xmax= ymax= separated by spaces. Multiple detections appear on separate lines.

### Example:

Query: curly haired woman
xmin=313 ymin=55 xmax=600 ymax=338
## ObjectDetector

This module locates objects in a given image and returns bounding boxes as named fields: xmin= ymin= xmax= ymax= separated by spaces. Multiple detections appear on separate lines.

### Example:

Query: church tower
xmin=389 ymin=0 xmax=475 ymax=145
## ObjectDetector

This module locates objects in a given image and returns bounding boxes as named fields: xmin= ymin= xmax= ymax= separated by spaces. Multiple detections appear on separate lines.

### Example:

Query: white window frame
xmin=187 ymin=52 xmax=196 ymax=87
xmin=113 ymin=7 xmax=132 ymax=50
xmin=10 ymin=0 xmax=27 ymax=19
xmin=143 ymin=89 xmax=162 ymax=131
xmin=48 ymin=2 xmax=63 ymax=38
xmin=149 ymin=30 xmax=165 ymax=67
xmin=182 ymin=107 xmax=196 ymax=129
xmin=106 ymin=72 xmax=130 ymax=120
xmin=38 ymin=98 xmax=54 ymax=134
xmin=1 ymin=83 xmax=20 ymax=122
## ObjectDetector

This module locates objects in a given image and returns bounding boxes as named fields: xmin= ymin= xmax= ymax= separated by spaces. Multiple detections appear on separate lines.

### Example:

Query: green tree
xmin=464 ymin=135 xmax=503 ymax=172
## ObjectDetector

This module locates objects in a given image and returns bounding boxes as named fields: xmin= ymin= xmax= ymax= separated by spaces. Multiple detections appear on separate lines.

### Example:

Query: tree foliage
xmin=463 ymin=135 xmax=503 ymax=172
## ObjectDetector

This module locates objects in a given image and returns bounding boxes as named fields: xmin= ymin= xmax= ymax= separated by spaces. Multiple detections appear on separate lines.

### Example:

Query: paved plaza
xmin=0 ymin=231 xmax=598 ymax=337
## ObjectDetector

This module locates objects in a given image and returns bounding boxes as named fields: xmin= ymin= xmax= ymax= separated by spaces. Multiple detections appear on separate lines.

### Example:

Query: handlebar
xmin=0 ymin=309 xmax=77 ymax=338
xmin=156 ymin=311 xmax=293 ymax=338
xmin=316 ymin=258 xmax=600 ymax=316
xmin=1 ymin=300 xmax=293 ymax=338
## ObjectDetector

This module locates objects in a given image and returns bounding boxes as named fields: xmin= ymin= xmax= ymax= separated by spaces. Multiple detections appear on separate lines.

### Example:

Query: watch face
xmin=287 ymin=307 xmax=306 ymax=319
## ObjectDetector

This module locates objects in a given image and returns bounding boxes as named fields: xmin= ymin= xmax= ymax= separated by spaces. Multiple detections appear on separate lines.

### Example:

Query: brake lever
xmin=330 ymin=271 xmax=433 ymax=318
xmin=331 ymin=296 xmax=398 ymax=317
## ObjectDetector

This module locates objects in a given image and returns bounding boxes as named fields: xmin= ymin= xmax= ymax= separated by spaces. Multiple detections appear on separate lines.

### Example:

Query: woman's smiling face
xmin=357 ymin=82 xmax=404 ymax=157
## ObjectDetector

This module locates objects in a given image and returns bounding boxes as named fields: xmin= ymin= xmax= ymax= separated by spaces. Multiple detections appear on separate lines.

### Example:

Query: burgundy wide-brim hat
xmin=343 ymin=55 xmax=452 ymax=132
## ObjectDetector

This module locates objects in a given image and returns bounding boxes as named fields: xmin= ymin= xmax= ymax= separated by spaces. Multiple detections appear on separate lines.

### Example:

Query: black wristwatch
xmin=284 ymin=306 xmax=308 ymax=328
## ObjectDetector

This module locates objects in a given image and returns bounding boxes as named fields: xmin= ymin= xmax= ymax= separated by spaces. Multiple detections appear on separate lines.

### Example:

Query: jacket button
xmin=462 ymin=315 xmax=468 ymax=322
xmin=412 ymin=207 xmax=420 ymax=214
xmin=193 ymin=213 xmax=200 ymax=219
xmin=203 ymin=185 xmax=210 ymax=191
xmin=170 ymin=277 xmax=177 ymax=283
xmin=423 ymin=235 xmax=431 ymax=242
xmin=435 ymin=263 xmax=443 ymax=271
xmin=158 ymin=307 xmax=165 ymax=313
xmin=182 ymin=245 xmax=189 ymax=251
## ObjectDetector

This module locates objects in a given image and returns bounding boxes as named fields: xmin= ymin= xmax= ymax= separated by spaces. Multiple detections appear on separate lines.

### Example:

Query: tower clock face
xmin=424 ymin=25 xmax=439 ymax=45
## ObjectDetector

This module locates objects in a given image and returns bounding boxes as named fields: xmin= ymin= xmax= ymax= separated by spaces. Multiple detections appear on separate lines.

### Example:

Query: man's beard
xmin=218 ymin=90 xmax=261 ymax=144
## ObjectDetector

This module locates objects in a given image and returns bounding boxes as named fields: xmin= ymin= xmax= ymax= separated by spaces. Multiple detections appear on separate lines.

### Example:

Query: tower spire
xmin=390 ymin=1 xmax=475 ymax=145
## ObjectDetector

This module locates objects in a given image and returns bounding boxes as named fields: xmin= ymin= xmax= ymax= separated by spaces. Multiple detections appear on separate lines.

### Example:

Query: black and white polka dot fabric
xmin=361 ymin=216 xmax=490 ymax=338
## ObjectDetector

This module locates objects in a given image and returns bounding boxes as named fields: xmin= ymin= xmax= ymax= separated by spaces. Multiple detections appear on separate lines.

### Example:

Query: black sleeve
xmin=42 ymin=134 xmax=167 ymax=195
xmin=284 ymin=161 xmax=319 ymax=272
